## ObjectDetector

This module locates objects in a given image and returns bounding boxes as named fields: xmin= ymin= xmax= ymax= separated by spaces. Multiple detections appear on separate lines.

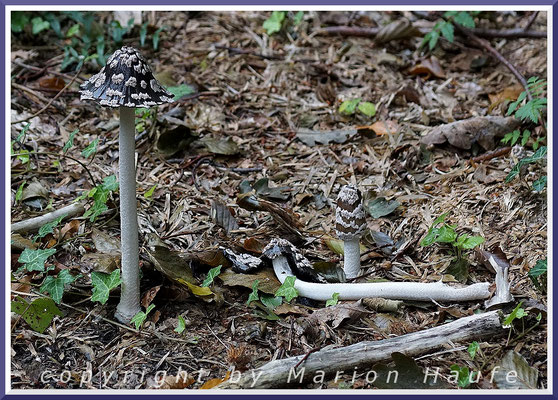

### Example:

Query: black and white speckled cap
xmin=79 ymin=46 xmax=174 ymax=108
xmin=335 ymin=185 xmax=367 ymax=241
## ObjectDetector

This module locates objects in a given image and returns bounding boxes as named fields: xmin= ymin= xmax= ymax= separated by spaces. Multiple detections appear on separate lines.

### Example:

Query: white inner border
xmin=4 ymin=4 xmax=553 ymax=395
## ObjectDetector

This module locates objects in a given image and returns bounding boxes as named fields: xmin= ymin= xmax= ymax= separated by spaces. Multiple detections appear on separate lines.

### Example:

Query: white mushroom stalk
xmin=264 ymin=239 xmax=491 ymax=302
xmin=335 ymin=185 xmax=367 ymax=279
xmin=79 ymin=47 xmax=174 ymax=323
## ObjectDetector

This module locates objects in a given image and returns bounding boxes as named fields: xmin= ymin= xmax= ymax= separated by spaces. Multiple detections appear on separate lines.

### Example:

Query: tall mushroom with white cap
xmin=80 ymin=46 xmax=174 ymax=323
xmin=335 ymin=185 xmax=367 ymax=279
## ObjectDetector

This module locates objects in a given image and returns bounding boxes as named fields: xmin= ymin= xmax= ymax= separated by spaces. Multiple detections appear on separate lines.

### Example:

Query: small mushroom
xmin=264 ymin=238 xmax=491 ymax=302
xmin=80 ymin=46 xmax=174 ymax=323
xmin=335 ymin=185 xmax=367 ymax=279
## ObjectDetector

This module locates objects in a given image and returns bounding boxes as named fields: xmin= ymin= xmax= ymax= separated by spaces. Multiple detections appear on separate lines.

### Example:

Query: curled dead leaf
xmin=408 ymin=56 xmax=446 ymax=79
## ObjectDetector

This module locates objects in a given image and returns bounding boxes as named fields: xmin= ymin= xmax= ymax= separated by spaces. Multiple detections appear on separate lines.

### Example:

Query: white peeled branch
xmin=265 ymin=239 xmax=491 ymax=303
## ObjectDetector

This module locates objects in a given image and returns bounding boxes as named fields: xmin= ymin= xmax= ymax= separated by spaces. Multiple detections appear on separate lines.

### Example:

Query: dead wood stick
xmin=12 ymin=64 xmax=83 ymax=125
xmin=318 ymin=25 xmax=546 ymax=40
xmin=11 ymin=203 xmax=85 ymax=233
xmin=471 ymin=146 xmax=512 ymax=163
xmin=455 ymin=25 xmax=533 ymax=102
xmin=217 ymin=311 xmax=503 ymax=389
xmin=523 ymin=11 xmax=540 ymax=31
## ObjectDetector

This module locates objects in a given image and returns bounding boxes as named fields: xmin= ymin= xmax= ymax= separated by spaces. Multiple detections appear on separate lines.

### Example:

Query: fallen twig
xmin=11 ymin=64 xmax=83 ymax=125
xmin=318 ymin=25 xmax=546 ymax=40
xmin=471 ymin=146 xmax=512 ymax=163
xmin=11 ymin=203 xmax=85 ymax=233
xmin=217 ymin=311 xmax=503 ymax=389
xmin=455 ymin=25 xmax=534 ymax=102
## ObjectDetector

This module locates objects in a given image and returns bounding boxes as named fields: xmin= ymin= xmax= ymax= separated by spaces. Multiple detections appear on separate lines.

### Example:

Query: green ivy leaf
xmin=202 ymin=265 xmax=222 ymax=287
xmin=528 ymin=259 xmax=547 ymax=278
xmin=15 ymin=181 xmax=25 ymax=204
xmin=246 ymin=279 xmax=260 ymax=305
xmin=18 ymin=248 xmax=57 ymax=272
xmin=503 ymin=301 xmax=526 ymax=327
xmin=339 ymin=98 xmax=361 ymax=115
xmin=468 ymin=341 xmax=479 ymax=360
xmin=326 ymin=292 xmax=340 ymax=307
xmin=174 ymin=315 xmax=186 ymax=334
xmin=11 ymin=296 xmax=63 ymax=333
xmin=63 ymin=129 xmax=79 ymax=153
xmin=31 ymin=17 xmax=50 ymax=34
xmin=90 ymin=270 xmax=121 ymax=304
xmin=81 ymin=138 xmax=99 ymax=158
xmin=130 ymin=304 xmax=155 ymax=330
xmin=275 ymin=276 xmax=298 ymax=302
xmin=260 ymin=294 xmax=282 ymax=310
xmin=440 ymin=21 xmax=454 ymax=42
xmin=293 ymin=11 xmax=304 ymax=25
xmin=40 ymin=270 xmax=79 ymax=304
xmin=144 ymin=184 xmax=157 ymax=199
xmin=263 ymin=11 xmax=286 ymax=35
xmin=460 ymin=235 xmax=484 ymax=250
xmin=166 ymin=84 xmax=195 ymax=100
xmin=450 ymin=364 xmax=475 ymax=388
xmin=34 ymin=214 xmax=67 ymax=242
xmin=357 ymin=101 xmax=376 ymax=117
xmin=454 ymin=11 xmax=475 ymax=28
xmin=428 ymin=29 xmax=440 ymax=50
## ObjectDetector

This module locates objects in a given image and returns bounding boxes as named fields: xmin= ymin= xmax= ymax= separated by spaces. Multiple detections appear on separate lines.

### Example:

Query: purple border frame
xmin=1 ymin=1 xmax=555 ymax=398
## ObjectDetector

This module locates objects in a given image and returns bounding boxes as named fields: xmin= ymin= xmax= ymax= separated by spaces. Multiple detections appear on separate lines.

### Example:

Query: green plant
xmin=263 ymin=11 xmax=304 ymax=35
xmin=130 ymin=304 xmax=156 ymax=330
xmin=274 ymin=276 xmax=298 ymax=302
xmin=528 ymin=258 xmax=547 ymax=292
xmin=326 ymin=292 xmax=340 ymax=307
xmin=504 ymin=77 xmax=547 ymax=190
xmin=339 ymin=98 xmax=376 ymax=118
xmin=421 ymin=11 xmax=479 ymax=51
xmin=202 ymin=265 xmax=222 ymax=287
xmin=174 ymin=315 xmax=187 ymax=334
xmin=420 ymin=213 xmax=484 ymax=281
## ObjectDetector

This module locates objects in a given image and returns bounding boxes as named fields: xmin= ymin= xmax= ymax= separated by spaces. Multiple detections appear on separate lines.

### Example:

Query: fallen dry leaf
xmin=488 ymin=85 xmax=523 ymax=112
xmin=365 ymin=120 xmax=400 ymax=136
xmin=408 ymin=56 xmax=446 ymax=79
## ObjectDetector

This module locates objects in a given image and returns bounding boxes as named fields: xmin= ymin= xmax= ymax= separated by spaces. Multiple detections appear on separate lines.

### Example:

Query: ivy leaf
xmin=468 ymin=341 xmax=480 ymax=360
xmin=339 ymin=98 xmax=361 ymax=115
xmin=460 ymin=235 xmax=484 ymax=250
xmin=166 ymin=84 xmax=195 ymax=100
xmin=454 ymin=11 xmax=475 ymax=28
xmin=202 ymin=265 xmax=222 ymax=287
xmin=81 ymin=138 xmax=99 ymax=158
xmin=63 ymin=129 xmax=79 ymax=153
xmin=357 ymin=101 xmax=376 ymax=117
xmin=260 ymin=294 xmax=282 ymax=310
xmin=40 ymin=270 xmax=79 ymax=304
xmin=174 ymin=315 xmax=186 ymax=334
xmin=440 ymin=21 xmax=454 ymax=42
xmin=18 ymin=248 xmax=57 ymax=272
xmin=503 ymin=301 xmax=526 ymax=327
xmin=326 ymin=292 xmax=340 ymax=307
xmin=246 ymin=279 xmax=260 ymax=305
xmin=34 ymin=214 xmax=67 ymax=242
xmin=274 ymin=276 xmax=298 ymax=302
xmin=130 ymin=304 xmax=155 ymax=330
xmin=528 ymin=259 xmax=547 ymax=278
xmin=263 ymin=11 xmax=285 ymax=35
xmin=90 ymin=270 xmax=121 ymax=304
xmin=11 ymin=296 xmax=63 ymax=333
xmin=144 ymin=184 xmax=157 ymax=199
xmin=31 ymin=17 xmax=50 ymax=34
xmin=450 ymin=364 xmax=475 ymax=388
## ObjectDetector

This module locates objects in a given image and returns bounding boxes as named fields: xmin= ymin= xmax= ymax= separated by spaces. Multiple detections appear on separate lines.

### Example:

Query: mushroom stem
xmin=272 ymin=256 xmax=490 ymax=302
xmin=114 ymin=106 xmax=141 ymax=323
xmin=342 ymin=238 xmax=361 ymax=279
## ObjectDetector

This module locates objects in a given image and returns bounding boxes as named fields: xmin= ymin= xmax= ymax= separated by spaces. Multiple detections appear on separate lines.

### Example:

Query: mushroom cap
xmin=79 ymin=46 xmax=174 ymax=108
xmin=335 ymin=185 xmax=367 ymax=241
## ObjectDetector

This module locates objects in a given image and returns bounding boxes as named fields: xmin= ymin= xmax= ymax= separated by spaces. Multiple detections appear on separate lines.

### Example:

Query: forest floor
xmin=10 ymin=10 xmax=548 ymax=390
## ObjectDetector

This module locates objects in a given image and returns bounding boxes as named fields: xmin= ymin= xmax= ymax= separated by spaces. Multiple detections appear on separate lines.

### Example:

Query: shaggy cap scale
xmin=335 ymin=185 xmax=367 ymax=241
xmin=79 ymin=46 xmax=174 ymax=108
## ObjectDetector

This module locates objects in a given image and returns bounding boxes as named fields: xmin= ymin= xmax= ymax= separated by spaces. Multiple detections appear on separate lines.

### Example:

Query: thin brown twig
xmin=455 ymin=25 xmax=533 ymax=102
xmin=318 ymin=25 xmax=546 ymax=40
xmin=471 ymin=146 xmax=512 ymax=163
xmin=214 ymin=45 xmax=283 ymax=60
xmin=12 ymin=64 xmax=83 ymax=125
xmin=523 ymin=11 xmax=540 ymax=31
